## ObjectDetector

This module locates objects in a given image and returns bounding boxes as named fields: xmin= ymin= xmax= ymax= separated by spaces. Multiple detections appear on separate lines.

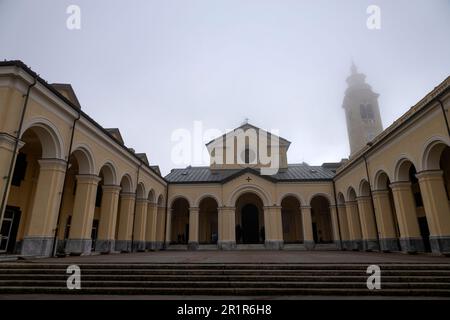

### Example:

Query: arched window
xmin=360 ymin=103 xmax=374 ymax=121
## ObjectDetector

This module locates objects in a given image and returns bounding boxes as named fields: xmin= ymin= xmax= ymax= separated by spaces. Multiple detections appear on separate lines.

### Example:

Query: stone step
xmin=2 ymin=269 xmax=450 ymax=277
xmin=0 ymin=286 xmax=449 ymax=296
xmin=1 ymin=263 xmax=449 ymax=270
xmin=2 ymin=274 xmax=450 ymax=282
xmin=1 ymin=262 xmax=449 ymax=297
xmin=1 ymin=279 xmax=450 ymax=289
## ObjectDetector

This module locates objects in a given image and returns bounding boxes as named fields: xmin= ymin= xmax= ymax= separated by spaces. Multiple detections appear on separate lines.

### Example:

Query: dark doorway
xmin=418 ymin=216 xmax=431 ymax=252
xmin=241 ymin=204 xmax=260 ymax=244
xmin=0 ymin=206 xmax=21 ymax=254
xmin=91 ymin=219 xmax=99 ymax=250
xmin=312 ymin=222 xmax=318 ymax=243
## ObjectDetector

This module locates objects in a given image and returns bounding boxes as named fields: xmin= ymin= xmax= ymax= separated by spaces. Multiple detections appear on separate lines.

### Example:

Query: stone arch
xmin=358 ymin=180 xmax=371 ymax=197
xmin=278 ymin=192 xmax=304 ymax=206
xmin=21 ymin=117 xmax=64 ymax=159
xmin=374 ymin=170 xmax=392 ymax=190
xmin=169 ymin=195 xmax=192 ymax=208
xmin=347 ymin=187 xmax=357 ymax=202
xmin=198 ymin=196 xmax=219 ymax=244
xmin=310 ymin=194 xmax=333 ymax=244
xmin=337 ymin=192 xmax=346 ymax=205
xmin=394 ymin=156 xmax=418 ymax=182
xmin=148 ymin=189 xmax=156 ymax=203
xmin=227 ymin=185 xmax=272 ymax=207
xmin=119 ymin=174 xmax=134 ymax=193
xmin=136 ymin=182 xmax=146 ymax=199
xmin=71 ymin=145 xmax=95 ymax=175
xmin=421 ymin=137 xmax=450 ymax=171
xmin=307 ymin=192 xmax=333 ymax=206
xmin=194 ymin=193 xmax=222 ymax=207
xmin=235 ymin=192 xmax=265 ymax=244
xmin=170 ymin=197 xmax=190 ymax=244
xmin=157 ymin=194 xmax=165 ymax=206
xmin=281 ymin=195 xmax=303 ymax=243
xmin=98 ymin=162 xmax=118 ymax=185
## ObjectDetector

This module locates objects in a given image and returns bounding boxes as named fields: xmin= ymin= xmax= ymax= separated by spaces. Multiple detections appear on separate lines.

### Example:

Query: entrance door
xmin=0 ymin=206 xmax=21 ymax=254
xmin=241 ymin=204 xmax=260 ymax=244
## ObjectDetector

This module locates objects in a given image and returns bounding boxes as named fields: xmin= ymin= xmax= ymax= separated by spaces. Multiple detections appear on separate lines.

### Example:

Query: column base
xmin=55 ymin=239 xmax=66 ymax=255
xmin=14 ymin=241 xmax=23 ymax=254
xmin=65 ymin=239 xmax=92 ymax=255
xmin=304 ymin=240 xmax=315 ymax=250
xmin=351 ymin=240 xmax=363 ymax=251
xmin=400 ymin=237 xmax=425 ymax=254
xmin=115 ymin=240 xmax=132 ymax=253
xmin=20 ymin=237 xmax=54 ymax=257
xmin=132 ymin=241 xmax=146 ymax=252
xmin=265 ymin=240 xmax=283 ymax=250
xmin=188 ymin=241 xmax=199 ymax=250
xmin=334 ymin=240 xmax=343 ymax=250
xmin=362 ymin=239 xmax=380 ymax=251
xmin=154 ymin=241 xmax=164 ymax=250
xmin=430 ymin=236 xmax=450 ymax=255
xmin=218 ymin=240 xmax=236 ymax=250
xmin=379 ymin=238 xmax=400 ymax=252
xmin=94 ymin=240 xmax=115 ymax=253
xmin=341 ymin=240 xmax=353 ymax=251
xmin=145 ymin=241 xmax=158 ymax=251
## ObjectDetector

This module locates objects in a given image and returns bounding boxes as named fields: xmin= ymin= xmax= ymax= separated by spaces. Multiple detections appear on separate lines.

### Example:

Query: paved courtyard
xmin=22 ymin=250 xmax=450 ymax=264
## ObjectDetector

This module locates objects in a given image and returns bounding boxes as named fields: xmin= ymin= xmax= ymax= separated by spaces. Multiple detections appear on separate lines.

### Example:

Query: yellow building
xmin=0 ymin=60 xmax=449 ymax=257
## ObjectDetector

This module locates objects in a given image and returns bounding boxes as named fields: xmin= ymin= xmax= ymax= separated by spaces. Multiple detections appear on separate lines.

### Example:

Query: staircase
xmin=0 ymin=262 xmax=450 ymax=297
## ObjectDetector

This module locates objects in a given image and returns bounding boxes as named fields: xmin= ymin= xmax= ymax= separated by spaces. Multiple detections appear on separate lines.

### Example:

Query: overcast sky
xmin=1 ymin=0 xmax=449 ymax=175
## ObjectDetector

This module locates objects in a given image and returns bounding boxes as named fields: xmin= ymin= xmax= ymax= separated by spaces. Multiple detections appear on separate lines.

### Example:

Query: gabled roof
xmin=165 ymin=163 xmax=334 ymax=184
xmin=135 ymin=153 xmax=149 ymax=166
xmin=106 ymin=128 xmax=124 ymax=145
xmin=205 ymin=122 xmax=291 ymax=148
xmin=51 ymin=83 xmax=81 ymax=109
xmin=150 ymin=165 xmax=161 ymax=176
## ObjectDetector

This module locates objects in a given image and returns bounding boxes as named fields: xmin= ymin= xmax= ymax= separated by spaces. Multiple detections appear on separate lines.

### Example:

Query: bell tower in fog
xmin=342 ymin=62 xmax=383 ymax=156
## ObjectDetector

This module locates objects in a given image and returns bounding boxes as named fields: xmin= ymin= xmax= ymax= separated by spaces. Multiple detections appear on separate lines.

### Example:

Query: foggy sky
xmin=1 ymin=0 xmax=449 ymax=175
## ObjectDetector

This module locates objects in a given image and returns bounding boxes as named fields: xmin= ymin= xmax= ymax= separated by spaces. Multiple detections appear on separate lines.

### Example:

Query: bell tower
xmin=342 ymin=62 xmax=383 ymax=156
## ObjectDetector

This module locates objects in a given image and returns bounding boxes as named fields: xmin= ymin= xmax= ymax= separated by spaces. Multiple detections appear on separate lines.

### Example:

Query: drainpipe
xmin=0 ymin=77 xmax=37 ymax=232
xmin=51 ymin=112 xmax=81 ymax=257
xmin=331 ymin=180 xmax=343 ymax=250
xmin=363 ymin=153 xmax=380 ymax=248
xmin=436 ymin=98 xmax=450 ymax=138
xmin=163 ymin=182 xmax=169 ymax=250
xmin=130 ymin=161 xmax=142 ymax=252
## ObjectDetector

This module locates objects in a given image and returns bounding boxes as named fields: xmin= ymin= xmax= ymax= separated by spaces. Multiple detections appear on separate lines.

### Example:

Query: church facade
xmin=0 ymin=60 xmax=449 ymax=258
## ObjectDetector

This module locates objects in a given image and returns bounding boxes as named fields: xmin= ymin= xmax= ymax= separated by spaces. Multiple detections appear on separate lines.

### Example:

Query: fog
xmin=1 ymin=0 xmax=449 ymax=175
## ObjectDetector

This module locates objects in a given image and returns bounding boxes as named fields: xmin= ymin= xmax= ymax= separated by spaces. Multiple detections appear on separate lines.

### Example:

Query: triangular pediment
xmin=221 ymin=167 xmax=278 ymax=184
xmin=206 ymin=122 xmax=291 ymax=150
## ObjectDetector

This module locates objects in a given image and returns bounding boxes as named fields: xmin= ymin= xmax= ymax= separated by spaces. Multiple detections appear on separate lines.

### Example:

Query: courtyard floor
xmin=21 ymin=250 xmax=450 ymax=264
